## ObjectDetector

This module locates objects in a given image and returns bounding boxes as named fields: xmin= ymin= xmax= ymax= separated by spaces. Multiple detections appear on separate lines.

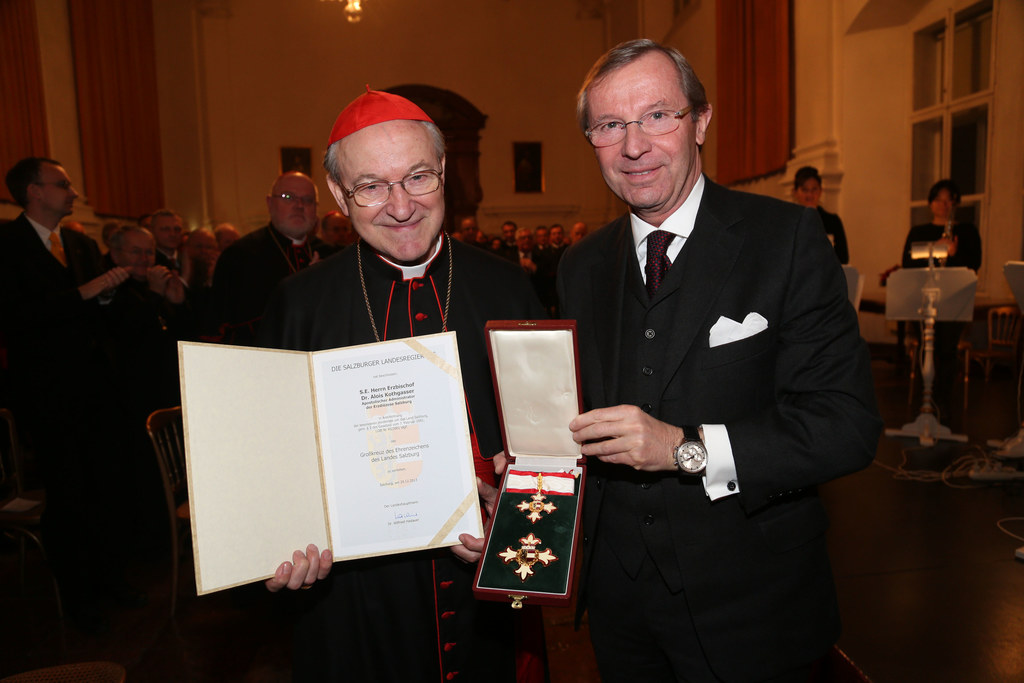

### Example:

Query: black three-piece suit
xmin=558 ymin=179 xmax=881 ymax=681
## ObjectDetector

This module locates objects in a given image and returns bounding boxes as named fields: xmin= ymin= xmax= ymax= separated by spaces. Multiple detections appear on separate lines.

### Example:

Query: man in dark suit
xmin=0 ymin=157 xmax=138 ymax=632
xmin=558 ymin=40 xmax=881 ymax=682
xmin=205 ymin=171 xmax=331 ymax=345
xmin=150 ymin=208 xmax=184 ymax=271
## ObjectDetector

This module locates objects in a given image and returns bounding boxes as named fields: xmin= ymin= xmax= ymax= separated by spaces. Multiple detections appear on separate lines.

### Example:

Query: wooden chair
xmin=0 ymin=408 xmax=62 ymax=618
xmin=145 ymin=406 xmax=190 ymax=616
xmin=971 ymin=306 xmax=1022 ymax=381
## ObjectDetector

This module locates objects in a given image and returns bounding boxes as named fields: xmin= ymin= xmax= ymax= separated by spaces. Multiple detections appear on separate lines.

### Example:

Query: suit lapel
xmin=656 ymin=181 xmax=744 ymax=388
xmin=587 ymin=216 xmax=633 ymax=408
xmin=12 ymin=215 xmax=68 ymax=280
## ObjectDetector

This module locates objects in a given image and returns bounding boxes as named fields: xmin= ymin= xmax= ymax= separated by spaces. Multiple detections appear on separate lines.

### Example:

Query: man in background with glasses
xmin=558 ymin=40 xmax=881 ymax=681
xmin=1 ymin=157 xmax=140 ymax=633
xmin=258 ymin=88 xmax=546 ymax=682
xmin=205 ymin=171 xmax=330 ymax=345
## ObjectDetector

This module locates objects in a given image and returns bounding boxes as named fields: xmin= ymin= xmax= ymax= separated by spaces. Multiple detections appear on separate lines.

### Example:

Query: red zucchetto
xmin=327 ymin=85 xmax=434 ymax=146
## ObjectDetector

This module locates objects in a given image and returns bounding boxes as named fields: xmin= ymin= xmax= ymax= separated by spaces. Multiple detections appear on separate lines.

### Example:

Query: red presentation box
xmin=473 ymin=320 xmax=585 ymax=609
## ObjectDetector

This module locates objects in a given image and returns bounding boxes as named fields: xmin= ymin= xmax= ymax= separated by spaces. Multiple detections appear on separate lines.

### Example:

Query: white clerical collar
xmin=26 ymin=214 xmax=59 ymax=248
xmin=376 ymin=232 xmax=444 ymax=280
xmin=630 ymin=174 xmax=705 ymax=271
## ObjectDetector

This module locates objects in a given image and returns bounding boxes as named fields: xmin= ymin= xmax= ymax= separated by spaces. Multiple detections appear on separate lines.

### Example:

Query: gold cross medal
xmin=506 ymin=470 xmax=576 ymax=524
xmin=498 ymin=532 xmax=559 ymax=581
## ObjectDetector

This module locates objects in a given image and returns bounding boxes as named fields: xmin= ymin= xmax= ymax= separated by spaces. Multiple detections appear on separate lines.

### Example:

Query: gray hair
xmin=108 ymin=225 xmax=154 ymax=251
xmin=576 ymin=39 xmax=709 ymax=133
xmin=322 ymin=120 xmax=446 ymax=186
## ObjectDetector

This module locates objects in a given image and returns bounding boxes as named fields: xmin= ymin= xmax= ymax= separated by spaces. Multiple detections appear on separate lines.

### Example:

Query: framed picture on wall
xmin=513 ymin=142 xmax=544 ymax=193
xmin=281 ymin=147 xmax=312 ymax=176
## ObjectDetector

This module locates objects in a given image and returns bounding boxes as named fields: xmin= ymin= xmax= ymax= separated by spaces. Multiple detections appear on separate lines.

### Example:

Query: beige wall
xmin=9 ymin=0 xmax=1022 ymax=339
xmin=151 ymin=0 xmax=612 ymax=237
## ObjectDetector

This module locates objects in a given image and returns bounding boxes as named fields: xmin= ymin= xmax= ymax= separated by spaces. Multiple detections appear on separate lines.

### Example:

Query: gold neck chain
xmin=269 ymin=227 xmax=312 ymax=274
xmin=357 ymin=234 xmax=453 ymax=343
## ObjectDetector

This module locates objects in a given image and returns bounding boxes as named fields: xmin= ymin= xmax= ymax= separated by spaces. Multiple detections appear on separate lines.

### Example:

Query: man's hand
xmin=147 ymin=265 xmax=172 ymax=297
xmin=265 ymin=544 xmax=332 ymax=592
xmin=569 ymin=405 xmax=682 ymax=472
xmin=451 ymin=452 xmax=507 ymax=563
xmin=78 ymin=267 xmax=129 ymax=300
xmin=938 ymin=234 xmax=959 ymax=257
xmin=164 ymin=272 xmax=186 ymax=304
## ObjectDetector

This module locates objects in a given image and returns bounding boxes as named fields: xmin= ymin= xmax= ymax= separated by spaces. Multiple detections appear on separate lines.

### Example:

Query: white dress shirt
xmin=628 ymin=175 xmax=740 ymax=501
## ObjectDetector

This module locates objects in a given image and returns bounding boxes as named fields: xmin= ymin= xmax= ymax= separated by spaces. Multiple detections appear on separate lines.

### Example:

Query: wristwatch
xmin=673 ymin=425 xmax=707 ymax=475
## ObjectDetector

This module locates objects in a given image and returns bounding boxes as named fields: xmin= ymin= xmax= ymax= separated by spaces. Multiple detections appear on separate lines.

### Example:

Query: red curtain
xmin=715 ymin=0 xmax=791 ymax=185
xmin=68 ymin=0 xmax=163 ymax=217
xmin=0 ymin=0 xmax=49 ymax=204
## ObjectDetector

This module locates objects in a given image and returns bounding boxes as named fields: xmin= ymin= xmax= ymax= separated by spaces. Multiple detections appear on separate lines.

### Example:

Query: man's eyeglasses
xmin=344 ymin=170 xmax=442 ymax=208
xmin=272 ymin=192 xmax=317 ymax=207
xmin=34 ymin=180 xmax=74 ymax=190
xmin=585 ymin=106 xmax=694 ymax=148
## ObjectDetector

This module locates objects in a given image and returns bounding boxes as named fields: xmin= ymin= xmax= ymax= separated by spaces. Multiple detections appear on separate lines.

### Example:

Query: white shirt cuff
xmin=701 ymin=423 xmax=740 ymax=500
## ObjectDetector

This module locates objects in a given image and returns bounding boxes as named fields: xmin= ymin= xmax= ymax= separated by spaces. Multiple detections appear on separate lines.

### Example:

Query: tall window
xmin=910 ymin=1 xmax=993 ymax=228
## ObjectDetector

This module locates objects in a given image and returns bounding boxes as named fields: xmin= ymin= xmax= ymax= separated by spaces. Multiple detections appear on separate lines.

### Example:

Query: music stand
xmin=884 ymin=256 xmax=977 ymax=446
xmin=986 ymin=262 xmax=1024 ymax=457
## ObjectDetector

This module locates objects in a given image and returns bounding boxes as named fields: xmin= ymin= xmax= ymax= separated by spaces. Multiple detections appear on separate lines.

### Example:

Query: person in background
xmin=213 ymin=222 xmax=240 ymax=251
xmin=150 ymin=209 xmax=185 ymax=271
xmin=319 ymin=210 xmax=355 ymax=251
xmin=205 ymin=172 xmax=329 ymax=345
xmin=792 ymin=166 xmax=849 ymax=264
xmin=1 ymin=157 xmax=140 ymax=633
xmin=569 ymin=220 xmax=589 ymax=244
xmin=899 ymin=178 xmax=981 ymax=417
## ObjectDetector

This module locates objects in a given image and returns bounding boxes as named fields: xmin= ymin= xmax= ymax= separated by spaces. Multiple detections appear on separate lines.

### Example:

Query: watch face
xmin=676 ymin=442 xmax=707 ymax=474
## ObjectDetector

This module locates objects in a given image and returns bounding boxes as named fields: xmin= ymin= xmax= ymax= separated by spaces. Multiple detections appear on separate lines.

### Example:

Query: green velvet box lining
xmin=476 ymin=471 xmax=581 ymax=595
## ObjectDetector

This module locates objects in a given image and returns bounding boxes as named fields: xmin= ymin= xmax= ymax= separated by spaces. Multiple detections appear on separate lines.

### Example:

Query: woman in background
xmin=792 ymin=165 xmax=849 ymax=264
xmin=900 ymin=179 xmax=982 ymax=418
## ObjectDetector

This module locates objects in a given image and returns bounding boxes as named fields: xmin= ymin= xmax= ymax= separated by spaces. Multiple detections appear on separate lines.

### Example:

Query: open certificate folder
xmin=179 ymin=332 xmax=483 ymax=595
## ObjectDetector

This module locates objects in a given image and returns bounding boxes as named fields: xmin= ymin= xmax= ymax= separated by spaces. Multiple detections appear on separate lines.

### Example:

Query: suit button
xmin=727 ymin=481 xmax=737 ymax=491
xmin=642 ymin=366 xmax=653 ymax=376
xmin=643 ymin=515 xmax=654 ymax=526
xmin=583 ymin=535 xmax=589 ymax=544
xmin=644 ymin=328 xmax=656 ymax=339
xmin=641 ymin=403 xmax=652 ymax=413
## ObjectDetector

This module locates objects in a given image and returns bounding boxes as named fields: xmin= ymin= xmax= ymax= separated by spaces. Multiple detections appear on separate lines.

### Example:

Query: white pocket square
xmin=709 ymin=312 xmax=768 ymax=348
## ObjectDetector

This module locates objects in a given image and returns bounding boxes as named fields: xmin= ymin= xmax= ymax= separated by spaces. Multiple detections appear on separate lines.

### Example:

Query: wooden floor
xmin=3 ymin=355 xmax=1024 ymax=682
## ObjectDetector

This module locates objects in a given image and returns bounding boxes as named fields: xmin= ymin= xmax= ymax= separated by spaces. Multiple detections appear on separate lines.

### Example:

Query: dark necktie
xmin=645 ymin=230 xmax=674 ymax=297
xmin=292 ymin=244 xmax=310 ymax=270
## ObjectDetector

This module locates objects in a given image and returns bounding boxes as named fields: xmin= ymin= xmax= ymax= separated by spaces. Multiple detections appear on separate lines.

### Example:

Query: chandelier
xmin=321 ymin=0 xmax=363 ymax=23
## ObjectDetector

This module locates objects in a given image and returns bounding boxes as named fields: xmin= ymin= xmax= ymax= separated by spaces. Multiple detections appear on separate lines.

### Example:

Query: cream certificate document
xmin=311 ymin=333 xmax=481 ymax=559
xmin=179 ymin=332 xmax=482 ymax=595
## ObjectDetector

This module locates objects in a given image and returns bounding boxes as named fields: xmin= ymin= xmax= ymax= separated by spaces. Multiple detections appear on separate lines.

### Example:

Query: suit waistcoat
xmin=598 ymin=252 xmax=691 ymax=593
